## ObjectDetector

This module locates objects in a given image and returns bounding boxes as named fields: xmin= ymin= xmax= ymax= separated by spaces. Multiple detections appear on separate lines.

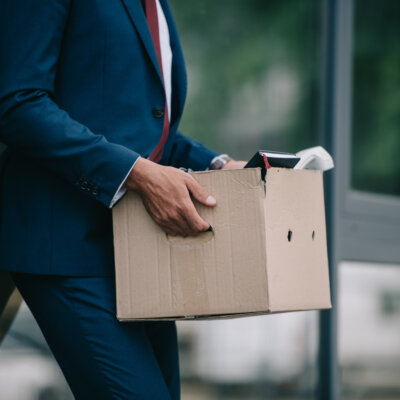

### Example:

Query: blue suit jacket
xmin=0 ymin=0 xmax=219 ymax=275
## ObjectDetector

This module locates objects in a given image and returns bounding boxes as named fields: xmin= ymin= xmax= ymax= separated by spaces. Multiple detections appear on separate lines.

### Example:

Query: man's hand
xmin=222 ymin=160 xmax=247 ymax=170
xmin=124 ymin=158 xmax=216 ymax=237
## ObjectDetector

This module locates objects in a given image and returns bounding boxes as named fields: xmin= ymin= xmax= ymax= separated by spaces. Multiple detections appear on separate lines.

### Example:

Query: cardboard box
xmin=0 ymin=272 xmax=22 ymax=343
xmin=112 ymin=167 xmax=331 ymax=320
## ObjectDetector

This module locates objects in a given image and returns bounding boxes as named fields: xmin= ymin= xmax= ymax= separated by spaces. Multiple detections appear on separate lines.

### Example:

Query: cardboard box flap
xmin=264 ymin=168 xmax=331 ymax=312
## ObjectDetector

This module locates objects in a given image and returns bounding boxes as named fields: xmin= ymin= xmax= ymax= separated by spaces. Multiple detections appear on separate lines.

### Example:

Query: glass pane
xmin=339 ymin=262 xmax=400 ymax=400
xmin=351 ymin=0 xmax=400 ymax=196
xmin=171 ymin=0 xmax=322 ymax=159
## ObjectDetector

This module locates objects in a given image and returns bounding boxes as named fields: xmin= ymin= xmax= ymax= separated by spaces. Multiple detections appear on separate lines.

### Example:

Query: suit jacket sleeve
xmin=0 ymin=0 xmax=139 ymax=208
xmin=167 ymin=131 xmax=220 ymax=171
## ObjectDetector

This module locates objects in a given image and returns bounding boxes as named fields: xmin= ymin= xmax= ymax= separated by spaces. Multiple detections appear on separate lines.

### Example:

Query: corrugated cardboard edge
xmin=0 ymin=271 xmax=22 ymax=344
xmin=116 ymin=304 xmax=332 ymax=322
xmin=314 ymin=170 xmax=332 ymax=310
xmin=112 ymin=197 xmax=133 ymax=319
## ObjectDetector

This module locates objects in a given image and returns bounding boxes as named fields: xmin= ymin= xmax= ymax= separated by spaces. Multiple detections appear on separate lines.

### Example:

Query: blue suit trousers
xmin=11 ymin=273 xmax=180 ymax=400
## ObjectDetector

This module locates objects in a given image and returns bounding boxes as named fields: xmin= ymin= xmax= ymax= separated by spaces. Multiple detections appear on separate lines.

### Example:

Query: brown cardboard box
xmin=0 ymin=272 xmax=22 ymax=343
xmin=112 ymin=167 xmax=331 ymax=321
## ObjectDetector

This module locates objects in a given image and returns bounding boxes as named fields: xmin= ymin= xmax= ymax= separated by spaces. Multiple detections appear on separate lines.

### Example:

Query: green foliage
xmin=170 ymin=0 xmax=322 ymax=159
xmin=172 ymin=0 xmax=400 ymax=196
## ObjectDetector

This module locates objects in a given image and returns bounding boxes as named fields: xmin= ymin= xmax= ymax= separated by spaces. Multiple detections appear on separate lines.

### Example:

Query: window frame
xmin=330 ymin=0 xmax=400 ymax=265
xmin=319 ymin=1 xmax=400 ymax=399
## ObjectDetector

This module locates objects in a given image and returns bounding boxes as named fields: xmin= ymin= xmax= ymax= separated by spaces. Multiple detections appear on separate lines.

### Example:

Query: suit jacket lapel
xmin=121 ymin=0 xmax=187 ymax=124
xmin=121 ymin=0 xmax=164 ymax=86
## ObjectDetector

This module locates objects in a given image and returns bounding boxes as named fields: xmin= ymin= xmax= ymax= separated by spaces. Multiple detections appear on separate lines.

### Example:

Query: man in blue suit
xmin=0 ymin=0 xmax=244 ymax=398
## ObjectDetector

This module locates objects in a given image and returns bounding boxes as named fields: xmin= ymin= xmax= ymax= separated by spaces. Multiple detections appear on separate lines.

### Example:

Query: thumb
xmin=185 ymin=177 xmax=216 ymax=207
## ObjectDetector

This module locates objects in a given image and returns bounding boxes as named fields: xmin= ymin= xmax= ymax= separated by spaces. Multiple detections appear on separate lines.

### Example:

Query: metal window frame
xmin=336 ymin=0 xmax=400 ymax=263
xmin=318 ymin=0 xmax=400 ymax=399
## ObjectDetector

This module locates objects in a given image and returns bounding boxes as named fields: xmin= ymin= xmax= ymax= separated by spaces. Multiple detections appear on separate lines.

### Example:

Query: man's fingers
xmin=140 ymin=168 xmax=214 ymax=236
xmin=144 ymin=197 xmax=199 ymax=236
xmin=179 ymin=198 xmax=210 ymax=233
xmin=185 ymin=177 xmax=216 ymax=207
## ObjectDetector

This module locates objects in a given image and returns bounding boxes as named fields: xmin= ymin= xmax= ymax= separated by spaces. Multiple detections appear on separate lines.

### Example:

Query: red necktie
xmin=143 ymin=0 xmax=170 ymax=163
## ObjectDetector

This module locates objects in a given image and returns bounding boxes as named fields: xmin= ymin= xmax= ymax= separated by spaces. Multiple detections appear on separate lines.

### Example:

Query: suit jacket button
xmin=152 ymin=107 xmax=164 ymax=119
xmin=92 ymin=186 xmax=100 ymax=196
xmin=80 ymin=181 xmax=88 ymax=190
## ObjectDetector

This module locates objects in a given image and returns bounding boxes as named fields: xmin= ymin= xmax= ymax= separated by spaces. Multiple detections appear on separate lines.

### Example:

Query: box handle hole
xmin=287 ymin=230 xmax=292 ymax=242
xmin=312 ymin=230 xmax=315 ymax=241
xmin=166 ymin=227 xmax=214 ymax=245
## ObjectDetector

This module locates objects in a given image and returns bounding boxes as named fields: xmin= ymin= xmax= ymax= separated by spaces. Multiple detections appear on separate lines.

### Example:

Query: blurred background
xmin=1 ymin=0 xmax=400 ymax=399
